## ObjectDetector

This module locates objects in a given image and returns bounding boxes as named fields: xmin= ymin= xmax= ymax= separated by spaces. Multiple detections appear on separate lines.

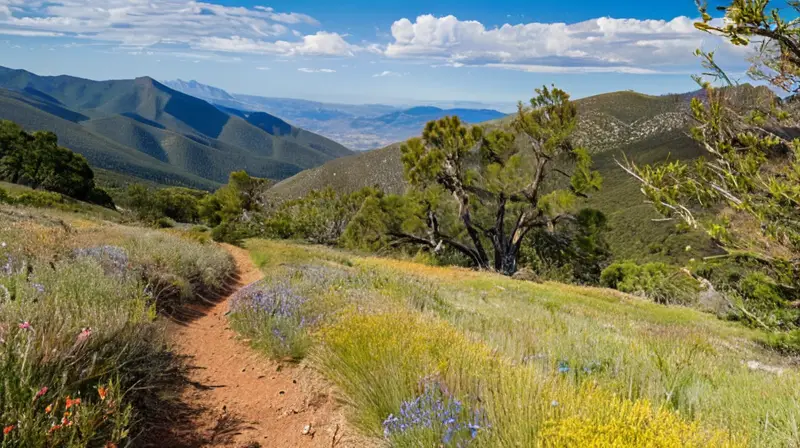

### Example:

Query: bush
xmin=693 ymin=257 xmax=799 ymax=330
xmin=761 ymin=329 xmax=800 ymax=355
xmin=155 ymin=217 xmax=175 ymax=228
xmin=601 ymin=262 xmax=701 ymax=305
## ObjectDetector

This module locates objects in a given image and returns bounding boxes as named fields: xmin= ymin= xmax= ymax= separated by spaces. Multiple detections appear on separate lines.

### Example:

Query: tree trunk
xmin=499 ymin=245 xmax=518 ymax=276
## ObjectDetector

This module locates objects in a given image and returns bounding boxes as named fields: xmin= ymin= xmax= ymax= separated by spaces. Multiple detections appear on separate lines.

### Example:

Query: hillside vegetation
xmin=231 ymin=239 xmax=797 ymax=447
xmin=0 ymin=203 xmax=236 ymax=445
xmin=0 ymin=66 xmax=353 ymax=189
xmin=268 ymin=89 xmax=749 ymax=264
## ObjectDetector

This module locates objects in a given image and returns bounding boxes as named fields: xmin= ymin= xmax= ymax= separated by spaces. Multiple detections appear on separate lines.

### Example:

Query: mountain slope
xmin=163 ymin=79 xmax=507 ymax=151
xmin=268 ymin=88 xmax=769 ymax=263
xmin=0 ymin=66 xmax=353 ymax=188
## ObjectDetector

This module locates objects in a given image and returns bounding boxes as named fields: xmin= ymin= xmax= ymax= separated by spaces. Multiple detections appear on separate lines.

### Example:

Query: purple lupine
xmin=382 ymin=380 xmax=487 ymax=446
xmin=73 ymin=246 xmax=130 ymax=276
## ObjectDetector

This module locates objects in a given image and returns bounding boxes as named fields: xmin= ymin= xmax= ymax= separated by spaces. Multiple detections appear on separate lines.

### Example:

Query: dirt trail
xmin=162 ymin=244 xmax=354 ymax=448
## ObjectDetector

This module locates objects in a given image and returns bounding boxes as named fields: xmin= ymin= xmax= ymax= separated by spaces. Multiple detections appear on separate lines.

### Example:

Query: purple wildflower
xmin=382 ymin=380 xmax=487 ymax=445
xmin=73 ymin=246 xmax=129 ymax=276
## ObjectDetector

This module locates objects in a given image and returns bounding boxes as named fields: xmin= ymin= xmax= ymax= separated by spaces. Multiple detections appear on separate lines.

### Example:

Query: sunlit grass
xmin=0 ymin=204 xmax=237 ymax=446
xmin=236 ymin=240 xmax=799 ymax=446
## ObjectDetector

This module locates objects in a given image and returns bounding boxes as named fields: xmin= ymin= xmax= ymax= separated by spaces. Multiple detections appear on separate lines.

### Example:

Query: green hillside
xmin=267 ymin=89 xmax=749 ymax=264
xmin=0 ymin=66 xmax=353 ymax=189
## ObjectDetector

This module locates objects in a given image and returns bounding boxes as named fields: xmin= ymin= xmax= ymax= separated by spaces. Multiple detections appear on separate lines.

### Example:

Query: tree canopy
xmin=0 ymin=120 xmax=113 ymax=208
xmin=386 ymin=86 xmax=601 ymax=275
xmin=622 ymin=0 xmax=800 ymax=291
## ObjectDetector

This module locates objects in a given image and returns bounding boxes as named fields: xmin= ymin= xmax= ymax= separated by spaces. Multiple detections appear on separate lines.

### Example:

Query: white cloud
xmin=373 ymin=70 xmax=405 ymax=77
xmin=256 ymin=66 xmax=271 ymax=71
xmin=298 ymin=68 xmax=336 ymax=73
xmin=188 ymin=31 xmax=356 ymax=56
xmin=0 ymin=0 xmax=356 ymax=57
xmin=384 ymin=15 xmax=749 ymax=74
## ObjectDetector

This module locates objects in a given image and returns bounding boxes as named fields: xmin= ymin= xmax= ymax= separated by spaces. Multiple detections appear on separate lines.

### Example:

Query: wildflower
xmin=1 ymin=242 xmax=6 ymax=248
xmin=551 ymin=400 xmax=559 ymax=407
xmin=18 ymin=321 xmax=31 ymax=331
xmin=49 ymin=424 xmax=62 ymax=433
xmin=32 ymin=283 xmax=45 ymax=293
xmin=45 ymin=404 xmax=53 ymax=414
xmin=65 ymin=396 xmax=81 ymax=410
xmin=382 ymin=380 xmax=488 ymax=445
xmin=3 ymin=425 xmax=14 ymax=435
xmin=98 ymin=386 xmax=108 ymax=401
xmin=77 ymin=327 xmax=92 ymax=342
xmin=35 ymin=386 xmax=49 ymax=400
xmin=557 ymin=361 xmax=570 ymax=374
xmin=105 ymin=443 xmax=118 ymax=448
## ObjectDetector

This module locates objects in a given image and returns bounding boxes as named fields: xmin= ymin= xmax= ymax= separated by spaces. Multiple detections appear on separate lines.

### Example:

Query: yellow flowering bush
xmin=540 ymin=388 xmax=743 ymax=448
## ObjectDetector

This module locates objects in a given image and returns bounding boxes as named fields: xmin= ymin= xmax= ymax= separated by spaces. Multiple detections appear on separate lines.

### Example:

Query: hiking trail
xmin=161 ymin=244 xmax=358 ymax=448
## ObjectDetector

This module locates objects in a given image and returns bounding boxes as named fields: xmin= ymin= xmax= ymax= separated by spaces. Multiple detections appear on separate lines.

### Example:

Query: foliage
xmin=263 ymin=187 xmax=379 ymax=245
xmin=241 ymin=240 xmax=799 ymax=446
xmin=693 ymin=256 xmax=799 ymax=330
xmin=0 ymin=206 xmax=236 ymax=445
xmin=126 ymin=184 xmax=205 ymax=223
xmin=520 ymin=208 xmax=611 ymax=284
xmin=0 ymin=120 xmax=113 ymax=208
xmin=623 ymin=0 xmax=800 ymax=342
xmin=394 ymin=87 xmax=601 ymax=275
xmin=601 ymin=261 xmax=702 ymax=305
xmin=229 ymin=279 xmax=318 ymax=361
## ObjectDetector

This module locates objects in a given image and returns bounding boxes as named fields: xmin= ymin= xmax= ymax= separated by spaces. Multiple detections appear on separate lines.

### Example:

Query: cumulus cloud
xmin=0 ymin=0 xmax=355 ymax=56
xmin=298 ymin=68 xmax=336 ymax=73
xmin=194 ymin=32 xmax=356 ymax=56
xmin=384 ymin=15 xmax=749 ymax=74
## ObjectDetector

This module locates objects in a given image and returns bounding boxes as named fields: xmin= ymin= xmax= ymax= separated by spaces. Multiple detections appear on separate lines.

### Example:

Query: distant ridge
xmin=0 ymin=66 xmax=353 ymax=188
xmin=163 ymin=79 xmax=508 ymax=151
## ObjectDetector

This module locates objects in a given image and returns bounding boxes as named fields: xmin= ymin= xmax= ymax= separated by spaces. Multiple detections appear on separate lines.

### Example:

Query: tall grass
xmin=0 ymin=204 xmax=236 ymax=446
xmin=237 ymin=240 xmax=800 ymax=447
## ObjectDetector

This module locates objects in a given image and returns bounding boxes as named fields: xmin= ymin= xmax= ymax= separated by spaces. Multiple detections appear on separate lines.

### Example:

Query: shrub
xmin=601 ymin=262 xmax=701 ymax=305
xmin=761 ymin=329 xmax=800 ymax=355
xmin=229 ymin=280 xmax=318 ymax=361
xmin=154 ymin=217 xmax=175 ymax=228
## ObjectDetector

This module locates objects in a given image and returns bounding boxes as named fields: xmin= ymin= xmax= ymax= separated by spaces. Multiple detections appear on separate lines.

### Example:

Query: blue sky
xmin=0 ymin=1 xmax=749 ymax=109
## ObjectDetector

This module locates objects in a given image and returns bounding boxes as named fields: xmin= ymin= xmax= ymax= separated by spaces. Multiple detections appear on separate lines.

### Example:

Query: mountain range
xmin=163 ymin=79 xmax=507 ymax=150
xmin=0 ymin=66 xmax=352 ymax=189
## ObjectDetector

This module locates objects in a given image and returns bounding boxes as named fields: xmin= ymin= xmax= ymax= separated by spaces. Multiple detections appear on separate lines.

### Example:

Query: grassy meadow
xmin=0 ymin=204 xmax=235 ymax=446
xmin=230 ymin=239 xmax=800 ymax=447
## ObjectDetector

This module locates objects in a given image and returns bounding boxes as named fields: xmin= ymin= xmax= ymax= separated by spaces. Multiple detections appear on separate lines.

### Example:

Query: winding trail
xmin=162 ymin=244 xmax=352 ymax=448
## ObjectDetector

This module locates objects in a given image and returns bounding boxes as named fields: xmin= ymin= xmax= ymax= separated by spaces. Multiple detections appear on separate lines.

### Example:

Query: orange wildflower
xmin=45 ymin=404 xmax=53 ymax=414
xmin=65 ymin=396 xmax=81 ymax=409
xmin=98 ymin=386 xmax=107 ymax=401
xmin=3 ymin=425 xmax=14 ymax=435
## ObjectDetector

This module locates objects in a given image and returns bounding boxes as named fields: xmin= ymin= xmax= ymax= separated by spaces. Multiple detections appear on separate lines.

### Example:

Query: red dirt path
xmin=164 ymin=244 xmax=366 ymax=448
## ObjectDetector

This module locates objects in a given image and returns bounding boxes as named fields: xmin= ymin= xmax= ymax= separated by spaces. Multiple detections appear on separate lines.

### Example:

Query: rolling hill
xmin=0 ymin=66 xmax=353 ymax=189
xmin=268 ymin=87 xmax=773 ymax=264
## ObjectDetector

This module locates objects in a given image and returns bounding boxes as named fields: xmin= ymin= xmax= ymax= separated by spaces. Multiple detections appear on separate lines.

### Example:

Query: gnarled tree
xmin=395 ymin=86 xmax=602 ymax=275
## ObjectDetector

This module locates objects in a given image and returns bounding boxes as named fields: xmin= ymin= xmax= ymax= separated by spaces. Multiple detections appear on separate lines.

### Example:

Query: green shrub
xmin=154 ymin=217 xmax=175 ymax=228
xmin=761 ymin=329 xmax=800 ymax=355
xmin=13 ymin=190 xmax=65 ymax=208
xmin=601 ymin=262 xmax=701 ymax=305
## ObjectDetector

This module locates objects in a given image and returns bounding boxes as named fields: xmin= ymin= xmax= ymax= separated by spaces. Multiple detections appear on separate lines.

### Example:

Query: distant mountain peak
xmin=162 ymin=79 xmax=235 ymax=101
